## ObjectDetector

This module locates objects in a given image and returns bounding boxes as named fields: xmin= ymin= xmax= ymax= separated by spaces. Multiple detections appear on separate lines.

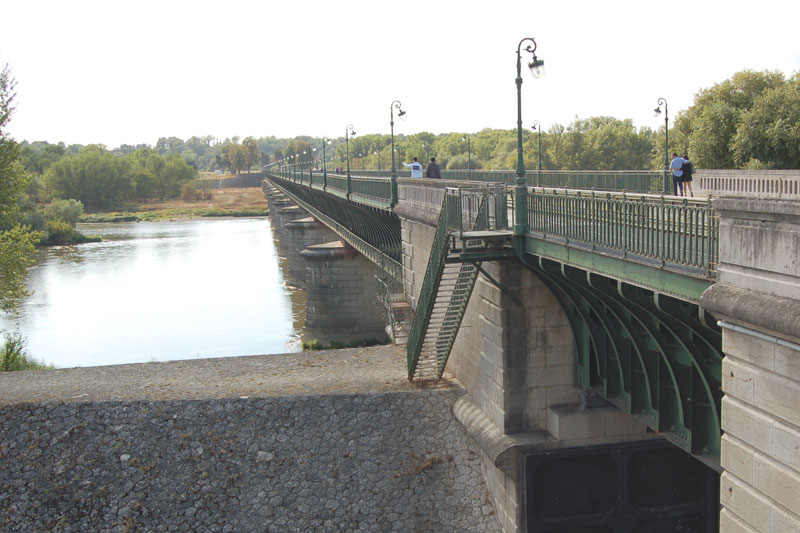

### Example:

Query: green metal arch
xmin=519 ymin=252 xmax=722 ymax=461
xmin=551 ymin=261 xmax=686 ymax=435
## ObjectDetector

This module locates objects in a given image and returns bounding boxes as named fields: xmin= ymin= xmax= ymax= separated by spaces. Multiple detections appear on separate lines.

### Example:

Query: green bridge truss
xmin=264 ymin=171 xmax=723 ymax=465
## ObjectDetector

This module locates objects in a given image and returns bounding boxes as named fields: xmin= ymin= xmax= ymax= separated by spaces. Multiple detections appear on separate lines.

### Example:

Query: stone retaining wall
xmin=0 ymin=390 xmax=500 ymax=532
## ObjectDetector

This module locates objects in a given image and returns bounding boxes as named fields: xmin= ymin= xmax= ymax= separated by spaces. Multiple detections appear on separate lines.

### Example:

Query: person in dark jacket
xmin=681 ymin=153 xmax=694 ymax=197
xmin=425 ymin=157 xmax=441 ymax=179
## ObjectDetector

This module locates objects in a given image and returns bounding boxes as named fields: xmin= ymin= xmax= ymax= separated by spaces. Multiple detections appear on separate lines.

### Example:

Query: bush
xmin=1 ymin=330 xmax=49 ymax=371
xmin=181 ymin=182 xmax=212 ymax=202
xmin=41 ymin=219 xmax=101 ymax=246
xmin=19 ymin=205 xmax=46 ymax=232
xmin=44 ymin=199 xmax=84 ymax=226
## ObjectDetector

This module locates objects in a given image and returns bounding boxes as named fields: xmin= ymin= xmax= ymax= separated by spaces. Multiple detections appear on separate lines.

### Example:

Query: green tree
xmin=43 ymin=198 xmax=83 ymax=226
xmin=44 ymin=145 xmax=131 ymax=210
xmin=0 ymin=61 xmax=39 ymax=313
xmin=242 ymin=137 xmax=260 ymax=171
xmin=677 ymin=69 xmax=785 ymax=168
xmin=732 ymin=74 xmax=800 ymax=169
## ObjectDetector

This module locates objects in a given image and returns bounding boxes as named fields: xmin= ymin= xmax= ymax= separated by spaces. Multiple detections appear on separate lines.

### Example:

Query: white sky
xmin=3 ymin=0 xmax=799 ymax=148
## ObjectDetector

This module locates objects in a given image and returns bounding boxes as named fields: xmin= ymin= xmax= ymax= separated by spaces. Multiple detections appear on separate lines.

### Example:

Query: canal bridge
xmin=263 ymin=166 xmax=800 ymax=533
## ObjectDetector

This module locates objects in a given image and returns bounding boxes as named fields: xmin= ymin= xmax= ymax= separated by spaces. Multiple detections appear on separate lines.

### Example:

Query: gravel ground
xmin=1 ymin=345 xmax=451 ymax=406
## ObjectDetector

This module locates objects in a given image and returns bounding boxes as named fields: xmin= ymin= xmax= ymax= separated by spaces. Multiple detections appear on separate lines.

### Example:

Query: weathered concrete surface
xmin=0 ymin=347 xmax=501 ymax=532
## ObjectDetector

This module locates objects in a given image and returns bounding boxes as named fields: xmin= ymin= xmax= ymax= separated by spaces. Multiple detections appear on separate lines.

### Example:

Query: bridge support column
xmin=272 ymin=205 xmax=306 ymax=254
xmin=446 ymin=260 xmax=654 ymax=531
xmin=283 ymin=217 xmax=332 ymax=288
xmin=700 ymin=198 xmax=800 ymax=532
xmin=300 ymin=241 xmax=388 ymax=346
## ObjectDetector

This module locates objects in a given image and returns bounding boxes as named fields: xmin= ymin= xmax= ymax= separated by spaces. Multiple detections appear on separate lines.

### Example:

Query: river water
xmin=0 ymin=218 xmax=304 ymax=368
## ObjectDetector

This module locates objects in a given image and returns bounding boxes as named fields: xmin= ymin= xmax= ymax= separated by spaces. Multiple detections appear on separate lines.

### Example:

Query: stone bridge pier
xmin=701 ymin=198 xmax=800 ymax=532
xmin=262 ymin=181 xmax=388 ymax=347
xmin=396 ymin=182 xmax=671 ymax=532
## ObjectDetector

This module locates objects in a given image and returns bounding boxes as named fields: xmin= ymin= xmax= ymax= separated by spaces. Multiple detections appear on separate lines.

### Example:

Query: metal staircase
xmin=407 ymin=187 xmax=511 ymax=380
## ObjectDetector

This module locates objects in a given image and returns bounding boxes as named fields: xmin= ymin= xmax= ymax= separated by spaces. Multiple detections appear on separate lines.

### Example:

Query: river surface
xmin=0 ymin=218 xmax=304 ymax=368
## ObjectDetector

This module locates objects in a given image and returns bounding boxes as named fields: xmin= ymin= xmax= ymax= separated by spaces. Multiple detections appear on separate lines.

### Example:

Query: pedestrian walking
xmin=402 ymin=157 xmax=424 ymax=178
xmin=425 ymin=157 xmax=441 ymax=179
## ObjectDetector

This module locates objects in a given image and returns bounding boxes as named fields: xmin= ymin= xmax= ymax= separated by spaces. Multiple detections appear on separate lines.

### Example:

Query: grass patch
xmin=80 ymin=187 xmax=270 ymax=223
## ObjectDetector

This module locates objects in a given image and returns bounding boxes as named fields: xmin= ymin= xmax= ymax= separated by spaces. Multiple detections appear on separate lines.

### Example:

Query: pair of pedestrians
xmin=403 ymin=157 xmax=441 ymax=178
xmin=669 ymin=153 xmax=694 ymax=196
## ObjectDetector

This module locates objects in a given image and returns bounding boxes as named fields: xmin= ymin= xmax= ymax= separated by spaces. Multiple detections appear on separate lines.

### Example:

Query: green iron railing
xmin=349 ymin=169 xmax=667 ymax=194
xmin=526 ymin=188 xmax=718 ymax=274
xmin=269 ymin=167 xmax=718 ymax=274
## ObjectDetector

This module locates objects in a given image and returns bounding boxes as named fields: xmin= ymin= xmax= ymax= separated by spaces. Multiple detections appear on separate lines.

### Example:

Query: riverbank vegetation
xmin=1 ymin=330 xmax=50 ymax=371
xmin=302 ymin=338 xmax=388 ymax=351
xmin=80 ymin=185 xmax=269 ymax=222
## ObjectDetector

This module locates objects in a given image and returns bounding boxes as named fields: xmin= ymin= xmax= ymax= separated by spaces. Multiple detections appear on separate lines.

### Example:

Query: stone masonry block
xmin=545 ymin=385 xmax=581 ymax=408
xmin=723 ymin=357 xmax=757 ymax=404
xmin=603 ymin=409 xmax=649 ymax=437
xmin=722 ymin=396 xmax=775 ymax=457
xmin=546 ymin=404 xmax=605 ymax=441
xmin=773 ymin=421 xmax=800 ymax=475
xmin=721 ymin=434 xmax=755 ymax=485
xmin=753 ymin=450 xmax=800 ymax=517
xmin=722 ymin=327 xmax=777 ymax=372
xmin=720 ymin=471 xmax=772 ymax=532
xmin=719 ymin=508 xmax=759 ymax=533
xmin=478 ymin=299 xmax=503 ymax=327
xmin=771 ymin=504 xmax=800 ymax=533
xmin=535 ymin=365 xmax=573 ymax=388
xmin=774 ymin=342 xmax=800 ymax=383
xmin=754 ymin=366 xmax=800 ymax=429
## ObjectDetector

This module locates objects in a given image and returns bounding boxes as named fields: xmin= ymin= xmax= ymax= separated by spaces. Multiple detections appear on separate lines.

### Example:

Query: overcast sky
xmin=3 ymin=0 xmax=799 ymax=148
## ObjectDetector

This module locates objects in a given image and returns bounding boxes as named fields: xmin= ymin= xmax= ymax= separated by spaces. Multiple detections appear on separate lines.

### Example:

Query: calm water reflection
xmin=0 ymin=218 xmax=303 ymax=368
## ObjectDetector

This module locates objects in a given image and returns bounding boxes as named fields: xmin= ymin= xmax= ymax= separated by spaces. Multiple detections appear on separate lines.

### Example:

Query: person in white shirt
xmin=402 ymin=157 xmax=424 ymax=178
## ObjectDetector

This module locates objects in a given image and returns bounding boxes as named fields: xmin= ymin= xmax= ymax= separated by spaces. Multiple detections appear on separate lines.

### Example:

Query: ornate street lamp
xmin=389 ymin=100 xmax=406 ymax=205
xmin=390 ymin=100 xmax=406 ymax=178
xmin=515 ymin=36 xmax=544 ymax=235
xmin=374 ymin=151 xmax=381 ymax=171
xmin=654 ymin=98 xmax=669 ymax=171
xmin=654 ymin=98 xmax=670 ymax=193
xmin=345 ymin=124 xmax=356 ymax=197
xmin=532 ymin=120 xmax=542 ymax=186
xmin=461 ymin=135 xmax=472 ymax=175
